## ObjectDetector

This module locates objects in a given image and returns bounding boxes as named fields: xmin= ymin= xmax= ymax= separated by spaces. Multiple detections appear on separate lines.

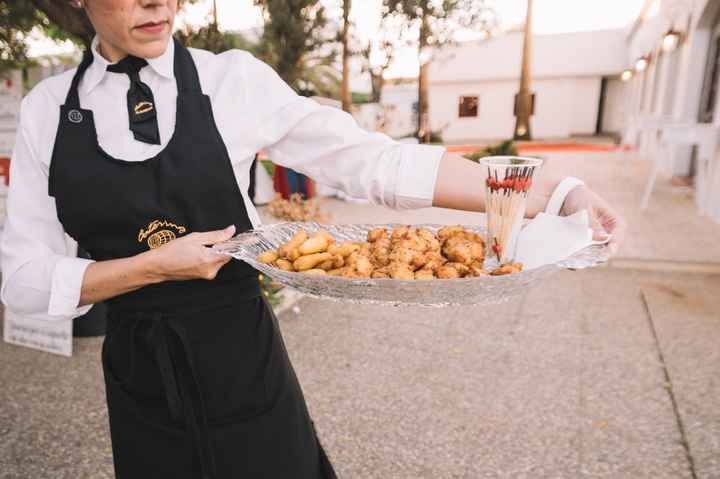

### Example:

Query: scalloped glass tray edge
xmin=213 ymin=222 xmax=609 ymax=307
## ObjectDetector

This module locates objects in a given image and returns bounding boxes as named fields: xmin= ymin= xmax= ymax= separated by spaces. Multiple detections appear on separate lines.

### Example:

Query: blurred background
xmin=0 ymin=1 xmax=719 ymax=478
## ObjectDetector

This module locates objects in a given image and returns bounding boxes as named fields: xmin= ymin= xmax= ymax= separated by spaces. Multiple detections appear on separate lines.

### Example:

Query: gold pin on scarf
xmin=134 ymin=101 xmax=154 ymax=115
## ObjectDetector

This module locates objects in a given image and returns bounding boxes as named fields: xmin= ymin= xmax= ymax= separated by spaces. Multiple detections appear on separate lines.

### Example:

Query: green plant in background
xmin=176 ymin=25 xmax=259 ymax=55
xmin=253 ymin=0 xmax=338 ymax=98
xmin=258 ymin=274 xmax=284 ymax=308
xmin=351 ymin=92 xmax=371 ymax=104
xmin=427 ymin=130 xmax=444 ymax=144
xmin=463 ymin=139 xmax=518 ymax=162
xmin=260 ymin=159 xmax=275 ymax=178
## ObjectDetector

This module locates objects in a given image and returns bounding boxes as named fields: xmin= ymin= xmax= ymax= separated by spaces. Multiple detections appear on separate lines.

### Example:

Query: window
xmin=458 ymin=96 xmax=479 ymax=118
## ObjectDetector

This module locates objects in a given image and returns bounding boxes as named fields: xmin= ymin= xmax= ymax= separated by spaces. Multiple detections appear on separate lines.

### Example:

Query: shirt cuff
xmin=394 ymin=144 xmax=445 ymax=209
xmin=48 ymin=257 xmax=94 ymax=317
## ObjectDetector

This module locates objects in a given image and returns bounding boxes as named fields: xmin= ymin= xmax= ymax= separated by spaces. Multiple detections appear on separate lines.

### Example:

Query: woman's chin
xmin=129 ymin=27 xmax=172 ymax=58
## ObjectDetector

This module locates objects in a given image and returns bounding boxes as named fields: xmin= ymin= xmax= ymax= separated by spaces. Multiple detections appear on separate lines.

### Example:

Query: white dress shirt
xmin=0 ymin=37 xmax=445 ymax=320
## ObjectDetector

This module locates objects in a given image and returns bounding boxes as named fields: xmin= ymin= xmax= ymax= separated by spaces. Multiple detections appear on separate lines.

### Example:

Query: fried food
xmin=468 ymin=261 xmax=488 ymax=277
xmin=436 ymin=265 xmax=460 ymax=279
xmin=299 ymin=234 xmax=329 ymax=255
xmin=437 ymin=225 xmax=466 ymax=242
xmin=388 ymin=263 xmax=415 ymax=280
xmin=302 ymin=268 xmax=328 ymax=276
xmin=446 ymin=262 xmax=470 ymax=277
xmin=367 ymin=228 xmax=388 ymax=242
xmin=490 ymin=263 xmax=523 ymax=276
xmin=258 ymin=250 xmax=278 ymax=264
xmin=414 ymin=269 xmax=435 ymax=280
xmin=293 ymin=252 xmax=333 ymax=271
xmin=278 ymin=230 xmax=308 ymax=258
xmin=258 ymin=226 xmax=524 ymax=280
xmin=328 ymin=241 xmax=359 ymax=257
xmin=275 ymin=258 xmax=294 ymax=271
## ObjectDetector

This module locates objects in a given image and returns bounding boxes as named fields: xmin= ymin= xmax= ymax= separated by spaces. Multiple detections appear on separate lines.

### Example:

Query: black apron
xmin=48 ymin=39 xmax=338 ymax=479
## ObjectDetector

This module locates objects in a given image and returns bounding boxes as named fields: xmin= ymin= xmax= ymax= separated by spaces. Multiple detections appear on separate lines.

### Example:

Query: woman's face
xmin=80 ymin=0 xmax=178 ymax=61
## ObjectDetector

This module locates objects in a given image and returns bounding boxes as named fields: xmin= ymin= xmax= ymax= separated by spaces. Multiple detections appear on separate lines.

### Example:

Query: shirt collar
xmin=82 ymin=36 xmax=175 ymax=94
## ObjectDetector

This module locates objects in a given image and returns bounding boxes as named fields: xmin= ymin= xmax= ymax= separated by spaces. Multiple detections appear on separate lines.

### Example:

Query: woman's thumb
xmin=589 ymin=210 xmax=610 ymax=242
xmin=198 ymin=225 xmax=236 ymax=245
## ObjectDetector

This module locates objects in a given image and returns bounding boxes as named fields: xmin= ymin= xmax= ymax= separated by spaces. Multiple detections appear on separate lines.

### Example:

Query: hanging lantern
xmin=621 ymin=69 xmax=633 ymax=82
xmin=635 ymin=56 xmax=650 ymax=72
xmin=662 ymin=29 xmax=682 ymax=52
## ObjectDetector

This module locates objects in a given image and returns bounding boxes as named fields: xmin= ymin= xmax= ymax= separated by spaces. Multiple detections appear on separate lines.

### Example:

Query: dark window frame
xmin=458 ymin=95 xmax=479 ymax=118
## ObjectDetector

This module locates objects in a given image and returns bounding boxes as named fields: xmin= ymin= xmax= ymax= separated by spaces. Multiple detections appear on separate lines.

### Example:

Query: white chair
xmin=636 ymin=115 xmax=673 ymax=162
xmin=641 ymin=123 xmax=720 ymax=212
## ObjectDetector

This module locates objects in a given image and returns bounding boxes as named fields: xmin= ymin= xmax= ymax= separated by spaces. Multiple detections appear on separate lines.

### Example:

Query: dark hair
xmin=35 ymin=0 xmax=96 ymax=45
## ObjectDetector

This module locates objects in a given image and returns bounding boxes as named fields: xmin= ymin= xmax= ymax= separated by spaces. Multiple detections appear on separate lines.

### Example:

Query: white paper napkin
xmin=515 ymin=210 xmax=607 ymax=270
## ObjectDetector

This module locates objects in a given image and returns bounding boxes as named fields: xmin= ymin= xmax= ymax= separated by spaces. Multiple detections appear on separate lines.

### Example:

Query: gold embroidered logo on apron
xmin=134 ymin=101 xmax=154 ymax=115
xmin=138 ymin=220 xmax=187 ymax=249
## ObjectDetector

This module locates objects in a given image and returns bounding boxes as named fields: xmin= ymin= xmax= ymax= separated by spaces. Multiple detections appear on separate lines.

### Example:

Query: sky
xmin=28 ymin=0 xmax=646 ymax=79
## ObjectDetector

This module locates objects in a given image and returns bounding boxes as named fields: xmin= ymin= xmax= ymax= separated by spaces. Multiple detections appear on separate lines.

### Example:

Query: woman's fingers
xmin=190 ymin=225 xmax=236 ymax=245
xmin=604 ymin=214 xmax=627 ymax=256
xmin=589 ymin=208 xmax=610 ymax=242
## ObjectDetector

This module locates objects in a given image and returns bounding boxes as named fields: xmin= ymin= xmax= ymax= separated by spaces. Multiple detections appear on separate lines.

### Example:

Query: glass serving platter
xmin=213 ymin=222 xmax=609 ymax=307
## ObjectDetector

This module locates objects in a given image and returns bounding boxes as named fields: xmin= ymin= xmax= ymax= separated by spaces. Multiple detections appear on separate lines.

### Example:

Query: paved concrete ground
xmin=1 ymin=150 xmax=718 ymax=478
xmin=2 ymin=270 xmax=717 ymax=478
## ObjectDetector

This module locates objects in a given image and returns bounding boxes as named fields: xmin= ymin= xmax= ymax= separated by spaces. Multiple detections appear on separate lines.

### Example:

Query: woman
xmin=0 ymin=0 xmax=626 ymax=478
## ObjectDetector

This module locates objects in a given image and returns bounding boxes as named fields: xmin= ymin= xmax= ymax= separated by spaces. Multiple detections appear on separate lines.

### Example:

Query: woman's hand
xmin=561 ymin=186 xmax=627 ymax=256
xmin=142 ymin=225 xmax=237 ymax=282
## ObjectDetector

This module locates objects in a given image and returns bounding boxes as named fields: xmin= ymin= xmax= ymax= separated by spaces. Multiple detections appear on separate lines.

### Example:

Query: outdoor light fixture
xmin=662 ymin=29 xmax=682 ymax=52
xmin=635 ymin=56 xmax=649 ymax=72
xmin=621 ymin=69 xmax=633 ymax=81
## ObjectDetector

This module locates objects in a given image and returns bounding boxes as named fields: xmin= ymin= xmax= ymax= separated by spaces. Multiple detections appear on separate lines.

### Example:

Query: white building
xmin=425 ymin=29 xmax=629 ymax=143
xmin=623 ymin=0 xmax=720 ymax=220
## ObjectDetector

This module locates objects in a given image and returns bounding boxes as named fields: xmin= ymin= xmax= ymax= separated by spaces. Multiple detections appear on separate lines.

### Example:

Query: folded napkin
xmin=515 ymin=210 xmax=607 ymax=270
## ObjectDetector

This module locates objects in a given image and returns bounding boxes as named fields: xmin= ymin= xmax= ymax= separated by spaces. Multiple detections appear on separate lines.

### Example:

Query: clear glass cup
xmin=480 ymin=156 xmax=544 ymax=266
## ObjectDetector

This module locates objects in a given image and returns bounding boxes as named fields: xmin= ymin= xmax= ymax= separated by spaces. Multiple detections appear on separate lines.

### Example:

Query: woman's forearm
xmin=431 ymin=154 xmax=563 ymax=217
xmin=78 ymin=227 xmax=236 ymax=307
xmin=78 ymin=252 xmax=162 ymax=307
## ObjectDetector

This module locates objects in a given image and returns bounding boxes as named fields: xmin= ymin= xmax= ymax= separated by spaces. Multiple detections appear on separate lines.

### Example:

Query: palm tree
xmin=514 ymin=0 xmax=534 ymax=140
xmin=340 ymin=0 xmax=352 ymax=112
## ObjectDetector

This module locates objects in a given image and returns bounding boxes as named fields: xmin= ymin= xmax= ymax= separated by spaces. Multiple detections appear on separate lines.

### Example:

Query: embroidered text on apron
xmin=48 ymin=39 xmax=338 ymax=479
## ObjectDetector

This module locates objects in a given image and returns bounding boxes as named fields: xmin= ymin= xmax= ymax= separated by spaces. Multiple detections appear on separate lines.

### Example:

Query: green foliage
xmin=382 ymin=0 xmax=497 ymax=48
xmin=259 ymin=274 xmax=284 ymax=308
xmin=176 ymin=25 xmax=259 ymax=55
xmin=427 ymin=130 xmax=444 ymax=144
xmin=260 ymin=159 xmax=275 ymax=178
xmin=351 ymin=92 xmax=371 ymax=104
xmin=1 ymin=0 xmax=42 ymax=73
xmin=253 ymin=0 xmax=338 ymax=96
xmin=463 ymin=140 xmax=518 ymax=162
xmin=1 ymin=0 xmax=203 ymax=74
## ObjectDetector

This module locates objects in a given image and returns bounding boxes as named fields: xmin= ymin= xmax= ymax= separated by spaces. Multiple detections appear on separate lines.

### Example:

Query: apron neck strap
xmin=64 ymin=50 xmax=94 ymax=109
xmin=172 ymin=37 xmax=202 ymax=94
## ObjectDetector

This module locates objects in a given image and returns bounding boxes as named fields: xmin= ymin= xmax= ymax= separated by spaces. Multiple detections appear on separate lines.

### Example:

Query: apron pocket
xmin=185 ymin=296 xmax=273 ymax=422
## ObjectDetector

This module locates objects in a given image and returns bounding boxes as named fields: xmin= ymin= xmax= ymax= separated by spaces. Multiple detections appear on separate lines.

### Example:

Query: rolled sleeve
xmin=394 ymin=144 xmax=444 ymax=209
xmin=1 ymin=94 xmax=95 ymax=320
xmin=48 ymin=257 xmax=94 ymax=317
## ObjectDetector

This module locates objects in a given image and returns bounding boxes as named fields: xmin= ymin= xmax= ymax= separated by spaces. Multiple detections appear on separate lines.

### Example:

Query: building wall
xmin=380 ymin=82 xmax=418 ymax=138
xmin=428 ymin=76 xmax=602 ymax=142
xmin=602 ymin=78 xmax=630 ymax=134
xmin=428 ymin=29 xmax=628 ymax=83
xmin=624 ymin=0 xmax=720 ymax=220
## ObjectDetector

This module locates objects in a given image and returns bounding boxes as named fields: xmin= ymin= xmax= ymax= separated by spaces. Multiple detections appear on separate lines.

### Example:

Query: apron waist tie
xmin=140 ymin=312 xmax=217 ymax=479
